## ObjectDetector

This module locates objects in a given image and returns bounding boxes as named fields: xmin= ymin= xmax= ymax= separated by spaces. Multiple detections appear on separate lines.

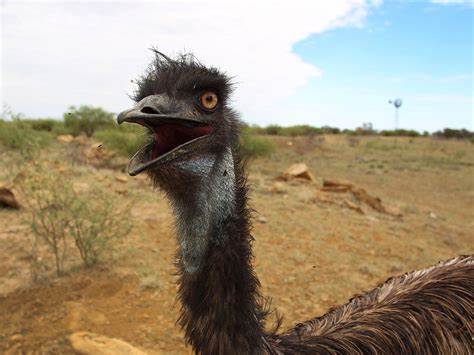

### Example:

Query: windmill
xmin=388 ymin=98 xmax=402 ymax=129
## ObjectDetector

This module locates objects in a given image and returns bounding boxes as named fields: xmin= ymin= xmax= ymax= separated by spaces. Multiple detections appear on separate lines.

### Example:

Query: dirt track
xmin=1 ymin=135 xmax=473 ymax=353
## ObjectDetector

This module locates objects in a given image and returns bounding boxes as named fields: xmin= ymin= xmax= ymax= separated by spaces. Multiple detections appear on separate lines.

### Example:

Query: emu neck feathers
xmin=169 ymin=147 xmax=268 ymax=354
xmin=172 ymin=147 xmax=236 ymax=273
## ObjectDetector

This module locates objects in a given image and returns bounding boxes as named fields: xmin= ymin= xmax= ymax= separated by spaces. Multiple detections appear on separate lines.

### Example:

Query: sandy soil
xmin=1 ymin=135 xmax=473 ymax=353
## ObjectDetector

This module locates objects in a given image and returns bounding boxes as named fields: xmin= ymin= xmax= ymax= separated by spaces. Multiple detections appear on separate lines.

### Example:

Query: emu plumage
xmin=118 ymin=51 xmax=473 ymax=355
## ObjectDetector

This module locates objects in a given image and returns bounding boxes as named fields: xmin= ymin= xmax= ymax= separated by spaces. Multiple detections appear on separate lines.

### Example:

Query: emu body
xmin=118 ymin=51 xmax=474 ymax=355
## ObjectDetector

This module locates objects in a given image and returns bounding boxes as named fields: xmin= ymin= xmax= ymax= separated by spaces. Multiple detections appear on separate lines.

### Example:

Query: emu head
xmin=118 ymin=52 xmax=240 ymax=272
xmin=117 ymin=51 xmax=238 ymax=192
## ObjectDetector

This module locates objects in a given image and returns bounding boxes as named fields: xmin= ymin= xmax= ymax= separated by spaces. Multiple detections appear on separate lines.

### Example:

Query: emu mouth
xmin=117 ymin=111 xmax=214 ymax=176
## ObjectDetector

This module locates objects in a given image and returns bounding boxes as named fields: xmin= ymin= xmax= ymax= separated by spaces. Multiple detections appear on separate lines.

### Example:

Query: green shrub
xmin=380 ymin=129 xmax=420 ymax=137
xmin=18 ymin=165 xmax=132 ymax=275
xmin=264 ymin=124 xmax=283 ymax=135
xmin=242 ymin=124 xmax=266 ymax=135
xmin=21 ymin=118 xmax=63 ymax=132
xmin=256 ymin=124 xmax=338 ymax=137
xmin=0 ymin=120 xmax=53 ymax=157
xmin=64 ymin=105 xmax=115 ymax=137
xmin=240 ymin=134 xmax=274 ymax=158
xmin=95 ymin=126 xmax=148 ymax=157
xmin=433 ymin=128 xmax=473 ymax=140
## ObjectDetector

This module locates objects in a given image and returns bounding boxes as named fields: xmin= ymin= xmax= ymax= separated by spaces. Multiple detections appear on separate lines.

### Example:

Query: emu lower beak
xmin=116 ymin=104 xmax=214 ymax=176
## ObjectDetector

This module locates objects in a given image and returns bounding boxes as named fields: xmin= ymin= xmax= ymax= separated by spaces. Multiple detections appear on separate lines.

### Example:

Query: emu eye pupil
xmin=200 ymin=91 xmax=218 ymax=110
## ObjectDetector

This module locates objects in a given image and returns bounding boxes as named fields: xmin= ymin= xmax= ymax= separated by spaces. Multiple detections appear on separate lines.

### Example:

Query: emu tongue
xmin=152 ymin=124 xmax=214 ymax=159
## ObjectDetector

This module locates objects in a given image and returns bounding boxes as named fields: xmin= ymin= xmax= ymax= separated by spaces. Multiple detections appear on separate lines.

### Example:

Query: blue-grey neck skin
xmin=172 ymin=147 xmax=236 ymax=273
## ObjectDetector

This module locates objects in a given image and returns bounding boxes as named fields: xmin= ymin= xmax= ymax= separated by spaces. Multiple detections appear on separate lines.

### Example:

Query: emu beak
xmin=116 ymin=96 xmax=215 ymax=176
xmin=117 ymin=108 xmax=140 ymax=125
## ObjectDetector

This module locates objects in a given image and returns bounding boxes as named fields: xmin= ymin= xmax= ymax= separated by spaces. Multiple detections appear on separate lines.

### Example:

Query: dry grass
xmin=0 ymin=134 xmax=473 ymax=353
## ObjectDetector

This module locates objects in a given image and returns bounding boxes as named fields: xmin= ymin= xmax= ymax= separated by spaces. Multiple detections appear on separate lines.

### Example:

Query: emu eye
xmin=199 ymin=91 xmax=218 ymax=111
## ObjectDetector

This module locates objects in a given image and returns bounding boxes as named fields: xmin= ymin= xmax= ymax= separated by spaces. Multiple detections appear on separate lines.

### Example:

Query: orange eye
xmin=199 ymin=91 xmax=218 ymax=110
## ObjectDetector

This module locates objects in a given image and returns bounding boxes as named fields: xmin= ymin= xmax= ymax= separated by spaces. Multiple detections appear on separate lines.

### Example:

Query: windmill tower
xmin=388 ymin=98 xmax=402 ymax=129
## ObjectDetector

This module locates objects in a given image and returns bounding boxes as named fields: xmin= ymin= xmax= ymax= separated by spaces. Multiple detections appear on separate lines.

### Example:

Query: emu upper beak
xmin=116 ymin=96 xmax=215 ymax=176
xmin=117 ymin=108 xmax=140 ymax=125
xmin=117 ymin=95 xmax=207 ymax=127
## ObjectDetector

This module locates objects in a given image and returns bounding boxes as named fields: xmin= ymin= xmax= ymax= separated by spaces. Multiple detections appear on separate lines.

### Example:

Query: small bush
xmin=320 ymin=126 xmax=341 ymax=135
xmin=21 ymin=118 xmax=63 ymax=132
xmin=264 ymin=124 xmax=283 ymax=135
xmin=240 ymin=134 xmax=274 ymax=159
xmin=0 ymin=120 xmax=53 ymax=158
xmin=242 ymin=124 xmax=266 ymax=135
xmin=64 ymin=105 xmax=115 ymax=137
xmin=22 ymin=172 xmax=75 ymax=276
xmin=433 ymin=128 xmax=473 ymax=140
xmin=66 ymin=189 xmax=131 ymax=266
xmin=380 ymin=129 xmax=420 ymax=137
xmin=18 ymin=164 xmax=132 ymax=276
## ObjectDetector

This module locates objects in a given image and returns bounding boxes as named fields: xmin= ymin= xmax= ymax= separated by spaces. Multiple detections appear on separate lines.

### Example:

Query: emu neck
xmin=170 ymin=147 xmax=267 ymax=354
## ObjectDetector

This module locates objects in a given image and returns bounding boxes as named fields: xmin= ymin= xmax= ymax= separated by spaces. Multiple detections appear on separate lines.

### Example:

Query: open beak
xmin=117 ymin=95 xmax=215 ymax=176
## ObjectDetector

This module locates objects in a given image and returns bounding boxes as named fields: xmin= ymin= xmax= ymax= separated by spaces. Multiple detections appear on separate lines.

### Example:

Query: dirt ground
xmin=1 ymin=135 xmax=473 ymax=354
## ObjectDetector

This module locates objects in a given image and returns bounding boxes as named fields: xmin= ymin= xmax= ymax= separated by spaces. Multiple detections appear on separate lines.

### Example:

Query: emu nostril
xmin=141 ymin=106 xmax=160 ymax=114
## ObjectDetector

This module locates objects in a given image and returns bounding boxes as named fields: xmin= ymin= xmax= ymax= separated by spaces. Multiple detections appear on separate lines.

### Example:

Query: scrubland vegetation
xmin=1 ymin=105 xmax=473 ymax=353
xmin=1 ymin=106 xmax=472 ymax=161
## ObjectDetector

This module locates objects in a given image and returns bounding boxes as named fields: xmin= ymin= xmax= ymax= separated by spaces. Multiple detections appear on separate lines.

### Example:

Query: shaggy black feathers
xmin=129 ymin=51 xmax=474 ymax=355
xmin=133 ymin=49 xmax=233 ymax=104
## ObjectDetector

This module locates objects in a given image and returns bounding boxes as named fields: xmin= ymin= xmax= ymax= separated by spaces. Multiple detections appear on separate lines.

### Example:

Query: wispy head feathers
xmin=133 ymin=49 xmax=234 ymax=103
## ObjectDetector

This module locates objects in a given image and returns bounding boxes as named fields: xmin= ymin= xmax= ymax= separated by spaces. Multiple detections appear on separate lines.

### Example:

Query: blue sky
xmin=283 ymin=1 xmax=473 ymax=131
xmin=1 ymin=0 xmax=473 ymax=132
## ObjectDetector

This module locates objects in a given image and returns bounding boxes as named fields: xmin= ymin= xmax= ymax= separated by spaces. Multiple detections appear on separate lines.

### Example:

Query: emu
xmin=117 ymin=51 xmax=473 ymax=355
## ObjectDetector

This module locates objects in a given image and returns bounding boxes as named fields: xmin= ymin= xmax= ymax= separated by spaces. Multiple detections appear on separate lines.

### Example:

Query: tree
xmin=64 ymin=105 xmax=115 ymax=137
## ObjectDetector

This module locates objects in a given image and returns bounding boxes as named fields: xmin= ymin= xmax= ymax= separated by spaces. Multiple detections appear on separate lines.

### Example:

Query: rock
xmin=290 ymin=250 xmax=306 ymax=263
xmin=322 ymin=179 xmax=354 ymax=188
xmin=115 ymin=175 xmax=128 ymax=183
xmin=350 ymin=187 xmax=387 ymax=214
xmin=115 ymin=186 xmax=128 ymax=195
xmin=9 ymin=334 xmax=23 ymax=342
xmin=56 ymin=134 xmax=74 ymax=143
xmin=282 ymin=163 xmax=315 ymax=182
xmin=286 ymin=141 xmax=293 ymax=147
xmin=73 ymin=135 xmax=88 ymax=144
xmin=429 ymin=212 xmax=437 ymax=219
xmin=0 ymin=187 xmax=20 ymax=209
xmin=313 ymin=191 xmax=333 ymax=203
xmin=69 ymin=332 xmax=148 ymax=355
xmin=343 ymin=199 xmax=364 ymax=214
xmin=257 ymin=216 xmax=268 ymax=224
xmin=83 ymin=143 xmax=115 ymax=161
xmin=320 ymin=185 xmax=351 ymax=193
xmin=270 ymin=182 xmax=286 ymax=193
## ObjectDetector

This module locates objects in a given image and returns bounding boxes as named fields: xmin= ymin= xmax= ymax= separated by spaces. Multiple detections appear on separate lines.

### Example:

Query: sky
xmin=1 ymin=0 xmax=472 ymax=132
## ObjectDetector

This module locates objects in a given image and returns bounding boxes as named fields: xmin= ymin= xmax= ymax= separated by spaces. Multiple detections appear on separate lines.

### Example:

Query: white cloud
xmin=1 ymin=0 xmax=380 ymax=121
xmin=431 ymin=0 xmax=474 ymax=5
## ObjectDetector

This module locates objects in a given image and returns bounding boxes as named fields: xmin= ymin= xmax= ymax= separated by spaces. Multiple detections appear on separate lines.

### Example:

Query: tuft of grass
xmin=138 ymin=267 xmax=161 ymax=290
xmin=0 ymin=120 xmax=53 ymax=158
xmin=20 ymin=118 xmax=65 ymax=132
xmin=240 ymin=134 xmax=274 ymax=159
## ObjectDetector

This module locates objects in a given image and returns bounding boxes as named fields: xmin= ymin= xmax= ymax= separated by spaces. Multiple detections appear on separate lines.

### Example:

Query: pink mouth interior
xmin=151 ymin=124 xmax=214 ymax=159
